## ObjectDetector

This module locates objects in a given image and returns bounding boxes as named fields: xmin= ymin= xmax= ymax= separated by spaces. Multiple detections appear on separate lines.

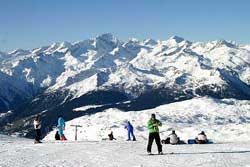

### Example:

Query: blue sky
xmin=0 ymin=0 xmax=250 ymax=52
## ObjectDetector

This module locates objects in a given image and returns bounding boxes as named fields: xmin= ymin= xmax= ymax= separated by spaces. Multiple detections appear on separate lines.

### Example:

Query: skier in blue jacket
xmin=125 ymin=121 xmax=136 ymax=141
xmin=57 ymin=116 xmax=67 ymax=140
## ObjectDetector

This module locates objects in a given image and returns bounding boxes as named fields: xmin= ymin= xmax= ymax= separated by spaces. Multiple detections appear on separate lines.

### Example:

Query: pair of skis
xmin=146 ymin=152 xmax=174 ymax=156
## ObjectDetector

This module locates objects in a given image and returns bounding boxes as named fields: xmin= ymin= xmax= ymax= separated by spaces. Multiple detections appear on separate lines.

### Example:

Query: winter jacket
xmin=125 ymin=121 xmax=133 ymax=131
xmin=169 ymin=133 xmax=178 ymax=144
xmin=57 ymin=117 xmax=65 ymax=129
xmin=34 ymin=120 xmax=41 ymax=129
xmin=147 ymin=119 xmax=162 ymax=133
xmin=197 ymin=134 xmax=207 ymax=141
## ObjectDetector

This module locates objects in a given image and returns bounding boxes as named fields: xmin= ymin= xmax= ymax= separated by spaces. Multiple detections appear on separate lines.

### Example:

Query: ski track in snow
xmin=1 ymin=135 xmax=250 ymax=167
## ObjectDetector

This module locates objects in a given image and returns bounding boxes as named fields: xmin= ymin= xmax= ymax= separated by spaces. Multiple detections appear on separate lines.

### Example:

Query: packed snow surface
xmin=1 ymin=135 xmax=250 ymax=167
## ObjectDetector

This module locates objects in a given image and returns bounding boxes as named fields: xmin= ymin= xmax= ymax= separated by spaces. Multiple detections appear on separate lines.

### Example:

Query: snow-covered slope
xmin=2 ymin=134 xmax=250 ymax=167
xmin=44 ymin=97 xmax=250 ymax=143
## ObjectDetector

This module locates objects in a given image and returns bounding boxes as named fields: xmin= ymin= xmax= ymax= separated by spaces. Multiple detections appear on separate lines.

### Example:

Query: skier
xmin=124 ymin=121 xmax=136 ymax=141
xmin=162 ymin=130 xmax=179 ymax=144
xmin=34 ymin=114 xmax=42 ymax=144
xmin=55 ymin=130 xmax=60 ymax=140
xmin=195 ymin=131 xmax=208 ymax=144
xmin=57 ymin=116 xmax=67 ymax=140
xmin=147 ymin=114 xmax=163 ymax=155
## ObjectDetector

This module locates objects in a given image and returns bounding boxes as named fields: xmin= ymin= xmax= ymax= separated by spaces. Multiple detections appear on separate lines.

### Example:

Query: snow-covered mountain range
xmin=0 ymin=33 xmax=250 ymax=137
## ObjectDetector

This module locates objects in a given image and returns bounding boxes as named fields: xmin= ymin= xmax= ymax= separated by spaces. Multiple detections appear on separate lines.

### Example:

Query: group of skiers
xmin=108 ymin=113 xmax=209 ymax=155
xmin=33 ymin=115 xmax=67 ymax=143
xmin=146 ymin=114 xmax=209 ymax=154
xmin=33 ymin=113 xmax=209 ymax=155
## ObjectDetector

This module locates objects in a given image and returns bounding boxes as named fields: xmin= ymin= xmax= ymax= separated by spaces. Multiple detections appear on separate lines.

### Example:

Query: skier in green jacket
xmin=147 ymin=113 xmax=163 ymax=155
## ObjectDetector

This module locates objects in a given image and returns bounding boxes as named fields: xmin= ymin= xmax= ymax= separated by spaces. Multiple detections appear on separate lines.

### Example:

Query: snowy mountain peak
xmin=96 ymin=33 xmax=120 ymax=44
xmin=60 ymin=41 xmax=71 ymax=48
xmin=8 ymin=49 xmax=31 ymax=56
xmin=217 ymin=40 xmax=236 ymax=48
xmin=165 ymin=35 xmax=190 ymax=47
xmin=206 ymin=40 xmax=237 ymax=49
xmin=169 ymin=35 xmax=185 ymax=43
xmin=94 ymin=33 xmax=122 ymax=51
xmin=129 ymin=38 xmax=139 ymax=42
xmin=143 ymin=39 xmax=158 ymax=46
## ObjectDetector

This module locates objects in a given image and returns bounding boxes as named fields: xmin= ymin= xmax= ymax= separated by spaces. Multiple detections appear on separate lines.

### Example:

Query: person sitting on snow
xmin=108 ymin=130 xmax=116 ymax=140
xmin=169 ymin=130 xmax=179 ymax=144
xmin=162 ymin=130 xmax=179 ymax=144
xmin=195 ymin=131 xmax=208 ymax=144
xmin=124 ymin=121 xmax=136 ymax=141
xmin=55 ymin=130 xmax=60 ymax=140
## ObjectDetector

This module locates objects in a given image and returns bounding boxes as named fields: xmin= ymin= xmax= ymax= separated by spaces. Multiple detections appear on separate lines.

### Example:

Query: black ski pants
xmin=35 ymin=129 xmax=41 ymax=141
xmin=147 ymin=132 xmax=162 ymax=153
